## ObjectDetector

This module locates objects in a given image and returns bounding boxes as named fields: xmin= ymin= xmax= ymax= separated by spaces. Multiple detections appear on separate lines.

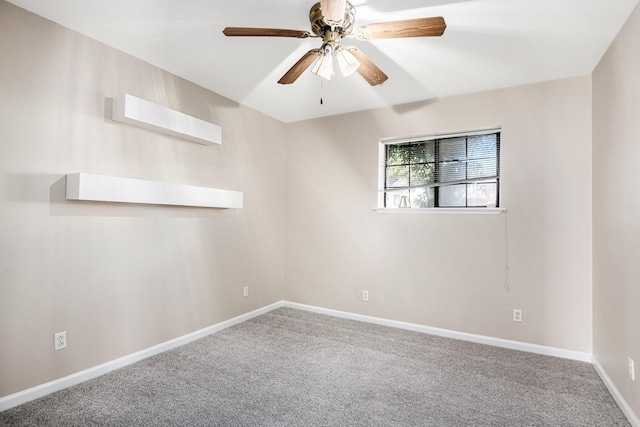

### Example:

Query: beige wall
xmin=285 ymin=76 xmax=593 ymax=352
xmin=593 ymin=1 xmax=640 ymax=417
xmin=0 ymin=2 xmax=286 ymax=397
xmin=4 ymin=0 xmax=633 ymax=412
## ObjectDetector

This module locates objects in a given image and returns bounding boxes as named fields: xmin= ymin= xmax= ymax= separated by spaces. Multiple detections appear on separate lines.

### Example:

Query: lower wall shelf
xmin=65 ymin=173 xmax=243 ymax=209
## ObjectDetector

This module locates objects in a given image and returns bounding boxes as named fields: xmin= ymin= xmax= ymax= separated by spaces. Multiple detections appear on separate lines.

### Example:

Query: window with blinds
xmin=383 ymin=130 xmax=500 ymax=208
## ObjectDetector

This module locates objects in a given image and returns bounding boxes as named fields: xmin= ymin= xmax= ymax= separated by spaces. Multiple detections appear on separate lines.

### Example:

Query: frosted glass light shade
xmin=336 ymin=48 xmax=360 ymax=76
xmin=312 ymin=53 xmax=335 ymax=80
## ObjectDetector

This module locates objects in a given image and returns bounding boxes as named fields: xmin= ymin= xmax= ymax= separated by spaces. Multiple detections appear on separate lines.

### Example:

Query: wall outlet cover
xmin=513 ymin=309 xmax=522 ymax=322
xmin=54 ymin=331 xmax=67 ymax=351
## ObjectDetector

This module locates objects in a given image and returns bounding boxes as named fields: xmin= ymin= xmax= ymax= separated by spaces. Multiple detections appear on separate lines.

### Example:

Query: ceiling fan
xmin=223 ymin=0 xmax=446 ymax=86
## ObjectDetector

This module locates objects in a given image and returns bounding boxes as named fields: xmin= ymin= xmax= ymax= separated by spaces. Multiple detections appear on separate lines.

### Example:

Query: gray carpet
xmin=0 ymin=308 xmax=630 ymax=426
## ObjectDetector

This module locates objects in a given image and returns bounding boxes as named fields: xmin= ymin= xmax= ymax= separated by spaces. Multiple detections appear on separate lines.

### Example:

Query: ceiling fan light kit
xmin=223 ymin=0 xmax=446 ymax=86
xmin=312 ymin=49 xmax=335 ymax=80
xmin=336 ymin=47 xmax=360 ymax=77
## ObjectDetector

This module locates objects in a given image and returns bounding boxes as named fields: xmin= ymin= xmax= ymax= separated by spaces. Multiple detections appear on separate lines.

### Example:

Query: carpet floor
xmin=0 ymin=307 xmax=630 ymax=426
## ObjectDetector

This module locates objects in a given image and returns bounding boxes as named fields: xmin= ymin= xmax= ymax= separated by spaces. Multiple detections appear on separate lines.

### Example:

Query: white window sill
xmin=373 ymin=208 xmax=505 ymax=215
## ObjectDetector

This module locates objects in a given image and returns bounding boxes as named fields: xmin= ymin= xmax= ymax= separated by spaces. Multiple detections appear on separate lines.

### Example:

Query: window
xmin=381 ymin=129 xmax=500 ymax=208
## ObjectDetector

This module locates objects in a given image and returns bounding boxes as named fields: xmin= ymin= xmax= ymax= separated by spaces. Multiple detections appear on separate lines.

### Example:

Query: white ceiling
xmin=7 ymin=0 xmax=639 ymax=123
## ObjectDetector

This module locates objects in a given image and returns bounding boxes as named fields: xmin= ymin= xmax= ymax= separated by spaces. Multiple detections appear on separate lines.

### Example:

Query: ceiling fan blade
xmin=356 ymin=17 xmax=446 ymax=40
xmin=347 ymin=47 xmax=388 ymax=86
xmin=278 ymin=49 xmax=322 ymax=85
xmin=223 ymin=27 xmax=311 ymax=38
xmin=320 ymin=0 xmax=347 ymax=24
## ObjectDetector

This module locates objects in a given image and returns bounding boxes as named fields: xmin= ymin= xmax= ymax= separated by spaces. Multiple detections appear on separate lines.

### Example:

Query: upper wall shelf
xmin=66 ymin=173 xmax=243 ymax=209
xmin=112 ymin=93 xmax=222 ymax=145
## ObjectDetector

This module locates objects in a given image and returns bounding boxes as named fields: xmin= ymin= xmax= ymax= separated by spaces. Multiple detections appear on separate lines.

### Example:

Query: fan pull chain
xmin=320 ymin=79 xmax=324 ymax=105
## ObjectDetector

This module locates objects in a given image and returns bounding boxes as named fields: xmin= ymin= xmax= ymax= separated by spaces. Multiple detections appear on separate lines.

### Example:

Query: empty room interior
xmin=1 ymin=0 xmax=639 ymax=425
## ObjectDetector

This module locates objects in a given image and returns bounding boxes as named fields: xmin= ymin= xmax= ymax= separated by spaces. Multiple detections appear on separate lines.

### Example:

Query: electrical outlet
xmin=629 ymin=357 xmax=635 ymax=381
xmin=54 ymin=331 xmax=67 ymax=351
xmin=513 ymin=309 xmax=522 ymax=322
xmin=243 ymin=286 xmax=249 ymax=298
xmin=362 ymin=290 xmax=369 ymax=302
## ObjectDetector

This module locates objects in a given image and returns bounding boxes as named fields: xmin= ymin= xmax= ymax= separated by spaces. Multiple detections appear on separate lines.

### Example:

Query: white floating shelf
xmin=66 ymin=173 xmax=243 ymax=209
xmin=112 ymin=93 xmax=221 ymax=145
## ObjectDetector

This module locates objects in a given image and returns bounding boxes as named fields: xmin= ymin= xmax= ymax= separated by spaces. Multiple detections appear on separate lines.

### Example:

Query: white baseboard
xmin=1 ymin=300 xmax=620 ymax=418
xmin=283 ymin=301 xmax=593 ymax=363
xmin=593 ymin=358 xmax=640 ymax=427
xmin=0 ymin=301 xmax=284 ymax=412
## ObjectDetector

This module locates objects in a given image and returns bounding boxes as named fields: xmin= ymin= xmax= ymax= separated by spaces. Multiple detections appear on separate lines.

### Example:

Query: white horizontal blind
xmin=381 ymin=128 xmax=501 ymax=145
xmin=384 ymin=130 xmax=500 ymax=208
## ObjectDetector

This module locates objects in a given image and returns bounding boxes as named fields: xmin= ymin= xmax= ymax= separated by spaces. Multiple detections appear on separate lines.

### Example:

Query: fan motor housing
xmin=309 ymin=2 xmax=356 ymax=36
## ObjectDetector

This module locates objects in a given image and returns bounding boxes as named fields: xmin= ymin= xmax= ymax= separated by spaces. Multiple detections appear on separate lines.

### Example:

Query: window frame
xmin=377 ymin=128 xmax=502 ymax=212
